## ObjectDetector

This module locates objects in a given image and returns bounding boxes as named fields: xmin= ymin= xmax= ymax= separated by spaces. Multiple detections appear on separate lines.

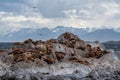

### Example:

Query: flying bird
xmin=33 ymin=7 xmax=37 ymax=9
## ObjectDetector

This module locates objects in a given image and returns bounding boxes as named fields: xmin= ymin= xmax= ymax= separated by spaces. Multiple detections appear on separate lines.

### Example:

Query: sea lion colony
xmin=7 ymin=32 xmax=108 ymax=65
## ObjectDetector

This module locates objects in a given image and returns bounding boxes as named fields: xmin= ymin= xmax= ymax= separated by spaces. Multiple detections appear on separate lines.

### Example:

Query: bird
xmin=33 ymin=7 xmax=36 ymax=9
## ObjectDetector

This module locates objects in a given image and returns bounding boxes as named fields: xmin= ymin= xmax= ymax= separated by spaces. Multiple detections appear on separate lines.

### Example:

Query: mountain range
xmin=0 ymin=26 xmax=120 ymax=42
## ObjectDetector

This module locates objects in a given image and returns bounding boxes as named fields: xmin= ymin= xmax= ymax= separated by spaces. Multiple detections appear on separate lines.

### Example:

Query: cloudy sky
xmin=0 ymin=0 xmax=120 ymax=33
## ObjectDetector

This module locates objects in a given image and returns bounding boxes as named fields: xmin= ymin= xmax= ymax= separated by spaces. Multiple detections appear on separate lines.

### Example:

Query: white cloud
xmin=64 ymin=9 xmax=92 ymax=19
xmin=101 ymin=2 xmax=120 ymax=17
xmin=0 ymin=0 xmax=120 ymax=34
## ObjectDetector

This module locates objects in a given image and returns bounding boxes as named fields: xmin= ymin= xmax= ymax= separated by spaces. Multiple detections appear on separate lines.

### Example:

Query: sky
xmin=0 ymin=0 xmax=120 ymax=33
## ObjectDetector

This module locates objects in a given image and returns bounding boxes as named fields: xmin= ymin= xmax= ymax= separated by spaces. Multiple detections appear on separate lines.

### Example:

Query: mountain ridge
xmin=0 ymin=26 xmax=120 ymax=42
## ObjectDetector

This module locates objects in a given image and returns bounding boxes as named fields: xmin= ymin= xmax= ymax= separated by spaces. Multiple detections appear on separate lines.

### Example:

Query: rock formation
xmin=0 ymin=32 xmax=119 ymax=80
xmin=8 ymin=32 xmax=108 ymax=65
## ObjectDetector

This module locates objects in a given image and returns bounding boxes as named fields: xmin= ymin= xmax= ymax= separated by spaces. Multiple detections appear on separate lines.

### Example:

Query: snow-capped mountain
xmin=0 ymin=28 xmax=54 ymax=42
xmin=52 ymin=26 xmax=88 ymax=38
xmin=0 ymin=26 xmax=88 ymax=42
xmin=81 ymin=29 xmax=120 ymax=42
xmin=0 ymin=26 xmax=120 ymax=42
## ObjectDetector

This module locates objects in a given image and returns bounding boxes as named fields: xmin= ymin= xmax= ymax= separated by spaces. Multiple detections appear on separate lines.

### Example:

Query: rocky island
xmin=0 ymin=32 xmax=120 ymax=80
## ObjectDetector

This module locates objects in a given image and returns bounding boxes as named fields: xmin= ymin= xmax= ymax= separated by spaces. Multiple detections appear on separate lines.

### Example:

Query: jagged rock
xmin=84 ymin=61 xmax=120 ymax=80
